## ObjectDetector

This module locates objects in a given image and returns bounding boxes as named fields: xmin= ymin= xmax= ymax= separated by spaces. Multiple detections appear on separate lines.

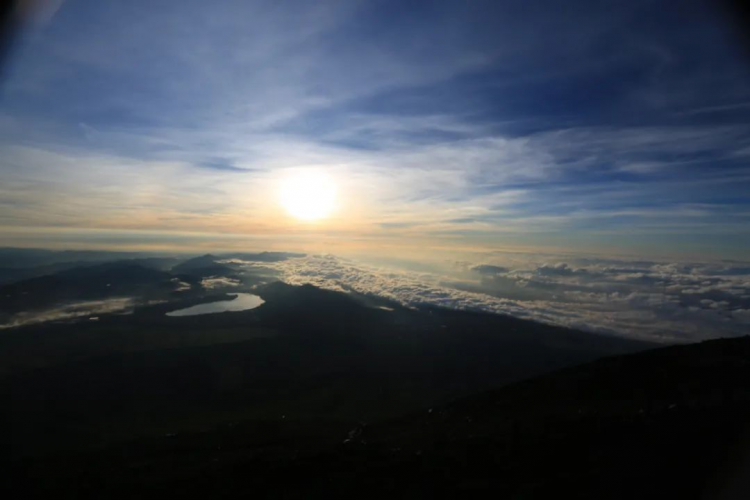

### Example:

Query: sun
xmin=279 ymin=171 xmax=338 ymax=221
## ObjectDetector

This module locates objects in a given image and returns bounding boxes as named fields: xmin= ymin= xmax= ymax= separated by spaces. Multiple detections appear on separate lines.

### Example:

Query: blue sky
xmin=1 ymin=0 xmax=749 ymax=259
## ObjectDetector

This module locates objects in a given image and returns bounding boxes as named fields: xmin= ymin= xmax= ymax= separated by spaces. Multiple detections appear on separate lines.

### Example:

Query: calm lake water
xmin=166 ymin=293 xmax=264 ymax=317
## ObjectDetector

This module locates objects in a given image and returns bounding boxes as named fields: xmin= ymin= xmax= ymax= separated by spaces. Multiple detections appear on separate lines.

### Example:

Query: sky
xmin=1 ymin=0 xmax=750 ymax=260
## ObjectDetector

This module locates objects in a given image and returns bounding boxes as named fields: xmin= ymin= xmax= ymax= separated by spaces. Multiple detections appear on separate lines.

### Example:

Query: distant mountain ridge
xmin=0 ymin=261 xmax=176 ymax=314
xmin=0 ymin=248 xmax=172 ymax=269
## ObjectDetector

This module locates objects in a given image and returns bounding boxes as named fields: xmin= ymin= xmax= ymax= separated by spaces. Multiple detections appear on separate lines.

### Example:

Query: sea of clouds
xmin=231 ymin=254 xmax=750 ymax=343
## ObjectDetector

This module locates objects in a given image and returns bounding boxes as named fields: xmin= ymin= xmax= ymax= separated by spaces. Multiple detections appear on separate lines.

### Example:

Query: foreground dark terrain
xmin=0 ymin=252 xmax=748 ymax=498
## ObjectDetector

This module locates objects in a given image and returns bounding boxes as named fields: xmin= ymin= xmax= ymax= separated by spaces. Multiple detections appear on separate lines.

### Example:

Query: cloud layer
xmin=0 ymin=297 xmax=135 ymax=329
xmin=234 ymin=254 xmax=750 ymax=342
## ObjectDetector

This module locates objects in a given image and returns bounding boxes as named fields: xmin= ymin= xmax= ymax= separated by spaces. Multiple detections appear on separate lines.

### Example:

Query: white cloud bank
xmin=201 ymin=276 xmax=241 ymax=289
xmin=236 ymin=254 xmax=750 ymax=343
xmin=0 ymin=297 xmax=135 ymax=330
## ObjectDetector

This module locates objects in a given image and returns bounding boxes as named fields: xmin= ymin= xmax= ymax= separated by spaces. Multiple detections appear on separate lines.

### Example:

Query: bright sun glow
xmin=279 ymin=171 xmax=338 ymax=221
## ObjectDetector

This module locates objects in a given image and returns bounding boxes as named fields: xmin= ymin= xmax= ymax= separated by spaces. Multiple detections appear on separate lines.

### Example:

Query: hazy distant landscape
xmin=1 ymin=248 xmax=748 ymax=342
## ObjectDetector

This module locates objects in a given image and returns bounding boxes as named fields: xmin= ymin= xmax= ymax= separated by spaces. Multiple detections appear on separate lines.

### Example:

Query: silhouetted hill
xmin=109 ymin=257 xmax=182 ymax=271
xmin=171 ymin=254 xmax=234 ymax=278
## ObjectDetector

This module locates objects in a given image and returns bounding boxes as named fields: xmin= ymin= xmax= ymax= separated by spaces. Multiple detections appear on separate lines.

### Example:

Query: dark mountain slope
xmin=341 ymin=336 xmax=750 ymax=499
xmin=4 ymin=336 xmax=749 ymax=499
xmin=0 ymin=283 xmax=651 ymax=461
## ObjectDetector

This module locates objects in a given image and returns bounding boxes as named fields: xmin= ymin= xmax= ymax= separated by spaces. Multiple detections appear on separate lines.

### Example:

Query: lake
xmin=166 ymin=293 xmax=265 ymax=317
